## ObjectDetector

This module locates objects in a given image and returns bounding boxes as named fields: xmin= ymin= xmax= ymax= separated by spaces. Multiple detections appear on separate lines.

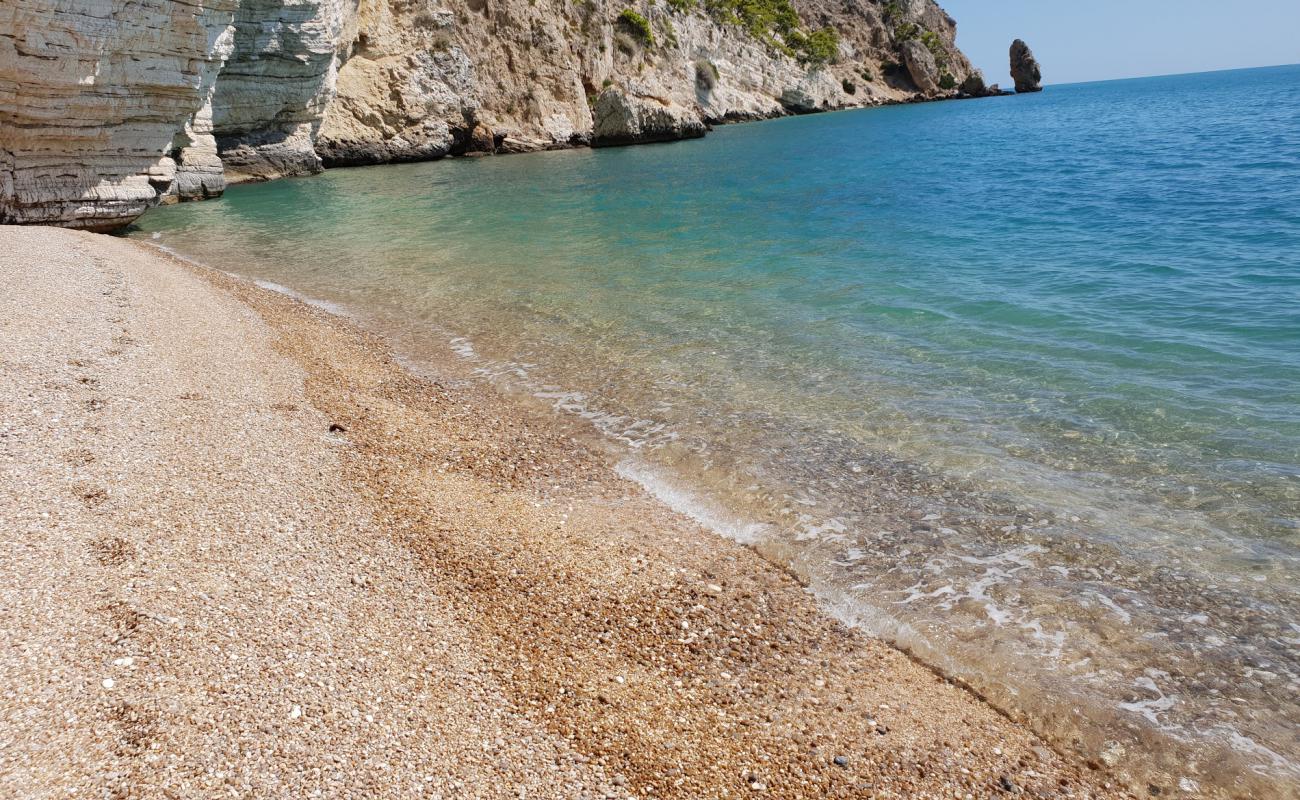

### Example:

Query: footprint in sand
xmin=102 ymin=600 xmax=146 ymax=645
xmin=89 ymin=536 xmax=136 ymax=567
xmin=73 ymin=482 xmax=109 ymax=508
xmin=63 ymin=448 xmax=97 ymax=466
xmin=106 ymin=333 xmax=135 ymax=357
xmin=106 ymin=700 xmax=157 ymax=756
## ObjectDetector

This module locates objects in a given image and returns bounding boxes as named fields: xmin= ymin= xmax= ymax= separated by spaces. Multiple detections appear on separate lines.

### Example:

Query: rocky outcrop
xmin=211 ymin=0 xmax=354 ymax=181
xmin=900 ymin=39 xmax=940 ymax=95
xmin=1010 ymin=39 xmax=1043 ymax=93
xmin=2 ymin=0 xmax=987 ymax=230
xmin=591 ymin=87 xmax=706 ymax=146
xmin=956 ymin=70 xmax=1005 ymax=98
xmin=959 ymin=71 xmax=986 ymax=96
xmin=0 ymin=0 xmax=239 ymax=230
xmin=316 ymin=2 xmax=483 ymax=166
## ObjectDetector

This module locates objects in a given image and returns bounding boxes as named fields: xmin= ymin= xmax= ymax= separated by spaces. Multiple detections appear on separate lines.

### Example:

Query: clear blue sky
xmin=940 ymin=0 xmax=1300 ymax=85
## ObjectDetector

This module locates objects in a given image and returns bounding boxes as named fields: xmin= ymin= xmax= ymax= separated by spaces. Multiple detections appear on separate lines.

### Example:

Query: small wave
xmin=141 ymin=241 xmax=351 ymax=318
xmin=250 ymin=280 xmax=347 ymax=316
xmin=615 ymin=458 xmax=772 ymax=545
xmin=445 ymin=333 xmax=680 ymax=450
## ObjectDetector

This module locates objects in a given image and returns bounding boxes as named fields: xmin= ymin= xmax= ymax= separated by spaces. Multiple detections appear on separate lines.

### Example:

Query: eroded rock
xmin=590 ymin=89 xmax=706 ymax=147
xmin=0 ymin=0 xmax=239 ymax=230
xmin=959 ymin=71 xmax=987 ymax=97
xmin=212 ymin=0 xmax=353 ymax=181
xmin=1 ymin=0 xmax=984 ymax=230
xmin=901 ymin=39 xmax=941 ymax=95
xmin=1010 ymin=39 xmax=1043 ymax=93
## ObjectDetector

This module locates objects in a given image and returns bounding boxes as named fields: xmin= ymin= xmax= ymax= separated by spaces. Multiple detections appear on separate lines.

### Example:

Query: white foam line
xmin=615 ymin=458 xmax=771 ymax=545
xmin=140 ymin=240 xmax=351 ymax=317
xmin=250 ymin=279 xmax=347 ymax=315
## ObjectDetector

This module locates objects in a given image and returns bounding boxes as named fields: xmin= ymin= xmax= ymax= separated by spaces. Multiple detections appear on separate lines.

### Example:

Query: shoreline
xmin=2 ymin=225 xmax=1136 ymax=798
xmin=228 ymin=88 xmax=1011 ymax=187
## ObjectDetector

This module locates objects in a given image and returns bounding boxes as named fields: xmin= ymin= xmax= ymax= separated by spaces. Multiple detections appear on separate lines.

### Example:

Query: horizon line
xmin=1037 ymin=61 xmax=1299 ymax=89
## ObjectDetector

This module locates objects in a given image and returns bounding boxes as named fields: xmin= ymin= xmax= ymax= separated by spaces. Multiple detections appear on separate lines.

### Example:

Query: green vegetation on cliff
xmin=617 ymin=9 xmax=654 ymax=45
xmin=703 ymin=0 xmax=838 ymax=64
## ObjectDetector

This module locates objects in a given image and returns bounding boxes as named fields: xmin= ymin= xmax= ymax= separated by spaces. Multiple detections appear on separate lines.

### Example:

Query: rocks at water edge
xmin=901 ymin=39 xmax=942 ymax=95
xmin=2 ymin=0 xmax=983 ymax=230
xmin=0 ymin=0 xmax=241 ymax=230
xmin=1010 ymin=39 xmax=1044 ymax=93
xmin=959 ymin=72 xmax=986 ymax=96
xmin=590 ymin=88 xmax=707 ymax=147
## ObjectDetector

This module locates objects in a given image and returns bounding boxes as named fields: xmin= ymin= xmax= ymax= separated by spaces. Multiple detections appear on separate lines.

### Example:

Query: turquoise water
xmin=133 ymin=65 xmax=1300 ymax=795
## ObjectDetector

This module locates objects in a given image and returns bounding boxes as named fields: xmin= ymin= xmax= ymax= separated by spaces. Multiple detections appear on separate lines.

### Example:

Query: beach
xmin=0 ymin=224 xmax=1136 ymax=798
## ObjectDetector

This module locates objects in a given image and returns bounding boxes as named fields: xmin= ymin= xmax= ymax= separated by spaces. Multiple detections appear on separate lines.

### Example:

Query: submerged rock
xmin=590 ymin=89 xmax=706 ymax=147
xmin=1010 ymin=39 xmax=1044 ymax=93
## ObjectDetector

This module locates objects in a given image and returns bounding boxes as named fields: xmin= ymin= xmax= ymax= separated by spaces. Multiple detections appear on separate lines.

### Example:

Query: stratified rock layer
xmin=1 ymin=0 xmax=984 ymax=230
xmin=212 ymin=0 xmax=354 ymax=181
xmin=0 ymin=0 xmax=239 ymax=230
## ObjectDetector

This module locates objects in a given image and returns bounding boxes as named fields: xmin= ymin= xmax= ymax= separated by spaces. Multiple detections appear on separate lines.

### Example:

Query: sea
xmin=130 ymin=64 xmax=1300 ymax=796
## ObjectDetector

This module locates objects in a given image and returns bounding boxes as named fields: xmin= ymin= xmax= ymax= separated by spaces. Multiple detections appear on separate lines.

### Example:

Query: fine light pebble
xmin=0 ymin=227 xmax=1136 ymax=800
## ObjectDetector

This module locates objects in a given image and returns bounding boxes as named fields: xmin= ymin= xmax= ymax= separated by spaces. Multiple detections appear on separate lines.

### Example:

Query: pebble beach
xmin=0 ymin=225 xmax=1138 ymax=799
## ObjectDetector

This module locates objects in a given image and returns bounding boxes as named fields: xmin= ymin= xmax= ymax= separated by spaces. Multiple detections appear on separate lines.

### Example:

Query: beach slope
xmin=0 ymin=226 xmax=1129 ymax=799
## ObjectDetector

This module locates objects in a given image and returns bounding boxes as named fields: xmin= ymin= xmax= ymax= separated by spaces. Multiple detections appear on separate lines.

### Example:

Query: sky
xmin=939 ymin=0 xmax=1300 ymax=85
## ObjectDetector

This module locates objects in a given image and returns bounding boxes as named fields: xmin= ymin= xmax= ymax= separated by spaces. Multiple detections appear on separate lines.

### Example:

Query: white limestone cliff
xmin=0 ymin=0 xmax=983 ymax=230
xmin=0 ymin=0 xmax=239 ymax=230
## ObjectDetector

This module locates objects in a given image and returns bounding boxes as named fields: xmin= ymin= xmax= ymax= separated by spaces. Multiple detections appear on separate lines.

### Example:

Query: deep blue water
xmin=132 ymin=64 xmax=1300 ymax=794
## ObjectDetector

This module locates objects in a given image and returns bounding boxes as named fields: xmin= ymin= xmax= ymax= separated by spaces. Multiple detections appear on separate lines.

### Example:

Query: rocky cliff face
xmin=1 ymin=0 xmax=983 ymax=230
xmin=212 ymin=0 xmax=356 ymax=181
xmin=0 ymin=0 xmax=239 ymax=230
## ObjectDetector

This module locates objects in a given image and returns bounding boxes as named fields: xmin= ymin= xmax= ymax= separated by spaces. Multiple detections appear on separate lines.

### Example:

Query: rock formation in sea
xmin=1009 ymin=38 xmax=1043 ymax=93
xmin=1 ymin=0 xmax=986 ymax=230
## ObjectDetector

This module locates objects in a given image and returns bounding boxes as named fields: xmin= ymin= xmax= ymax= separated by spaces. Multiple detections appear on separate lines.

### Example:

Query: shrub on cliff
xmin=705 ymin=0 xmax=799 ymax=46
xmin=704 ymin=0 xmax=836 ymax=64
xmin=695 ymin=59 xmax=720 ymax=90
xmin=920 ymin=30 xmax=948 ymax=69
xmin=617 ymin=9 xmax=654 ymax=45
xmin=801 ymin=27 xmax=840 ymax=64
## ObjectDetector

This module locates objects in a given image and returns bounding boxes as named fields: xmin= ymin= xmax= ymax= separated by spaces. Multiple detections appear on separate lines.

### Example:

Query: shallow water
xmin=132 ymin=65 xmax=1300 ymax=795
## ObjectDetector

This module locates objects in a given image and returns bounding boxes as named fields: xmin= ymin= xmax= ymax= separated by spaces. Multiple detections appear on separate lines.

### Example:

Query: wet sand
xmin=0 ymin=225 xmax=1135 ymax=799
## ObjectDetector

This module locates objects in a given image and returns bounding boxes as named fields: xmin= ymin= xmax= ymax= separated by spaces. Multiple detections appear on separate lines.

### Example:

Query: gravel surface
xmin=0 ymin=226 xmax=1136 ymax=799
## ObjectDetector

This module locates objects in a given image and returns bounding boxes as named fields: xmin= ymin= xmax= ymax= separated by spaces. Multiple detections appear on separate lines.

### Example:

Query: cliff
xmin=1 ymin=0 xmax=982 ymax=231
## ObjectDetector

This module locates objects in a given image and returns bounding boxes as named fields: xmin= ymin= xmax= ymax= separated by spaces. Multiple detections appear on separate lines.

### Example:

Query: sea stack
xmin=1010 ymin=39 xmax=1044 ymax=93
